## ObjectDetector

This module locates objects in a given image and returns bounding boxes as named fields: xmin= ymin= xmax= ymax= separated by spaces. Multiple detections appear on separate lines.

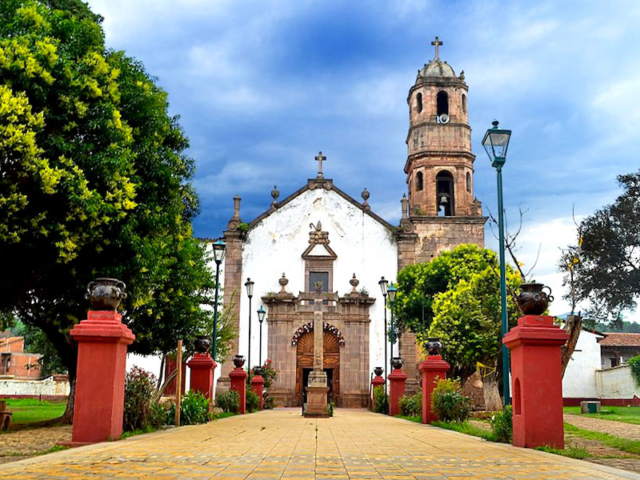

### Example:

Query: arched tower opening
xmin=416 ymin=171 xmax=424 ymax=191
xmin=416 ymin=92 xmax=423 ymax=113
xmin=437 ymin=91 xmax=449 ymax=116
xmin=436 ymin=171 xmax=454 ymax=216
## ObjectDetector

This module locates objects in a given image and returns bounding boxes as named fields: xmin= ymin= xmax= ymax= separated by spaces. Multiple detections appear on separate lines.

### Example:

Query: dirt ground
xmin=0 ymin=425 xmax=71 ymax=464
xmin=564 ymin=413 xmax=640 ymax=440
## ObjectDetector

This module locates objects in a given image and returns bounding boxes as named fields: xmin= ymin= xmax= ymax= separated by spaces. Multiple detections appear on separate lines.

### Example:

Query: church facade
xmin=216 ymin=44 xmax=486 ymax=407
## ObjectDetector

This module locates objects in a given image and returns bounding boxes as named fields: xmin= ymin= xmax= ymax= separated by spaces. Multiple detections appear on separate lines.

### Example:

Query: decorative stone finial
xmin=361 ymin=188 xmax=370 ymax=210
xmin=314 ymin=281 xmax=324 ymax=296
xmin=279 ymin=273 xmax=289 ymax=293
xmin=315 ymin=151 xmax=327 ymax=179
xmin=271 ymin=185 xmax=279 ymax=209
xmin=350 ymin=273 xmax=359 ymax=293
xmin=459 ymin=70 xmax=465 ymax=80
xmin=227 ymin=195 xmax=242 ymax=231
xmin=401 ymin=193 xmax=408 ymax=219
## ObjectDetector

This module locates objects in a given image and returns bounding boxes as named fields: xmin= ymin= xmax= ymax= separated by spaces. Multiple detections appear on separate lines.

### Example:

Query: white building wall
xmin=562 ymin=329 xmax=603 ymax=398
xmin=0 ymin=376 xmax=70 ymax=397
xmin=596 ymin=364 xmax=640 ymax=399
xmin=239 ymin=188 xmax=398 ymax=374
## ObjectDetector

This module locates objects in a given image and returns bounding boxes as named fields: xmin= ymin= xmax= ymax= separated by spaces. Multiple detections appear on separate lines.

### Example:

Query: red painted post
xmin=419 ymin=355 xmax=450 ymax=424
xmin=229 ymin=367 xmax=248 ymax=414
xmin=388 ymin=368 xmax=407 ymax=416
xmin=371 ymin=374 xmax=385 ymax=407
xmin=69 ymin=311 xmax=135 ymax=445
xmin=188 ymin=353 xmax=216 ymax=402
xmin=504 ymin=315 xmax=569 ymax=449
xmin=251 ymin=374 xmax=265 ymax=410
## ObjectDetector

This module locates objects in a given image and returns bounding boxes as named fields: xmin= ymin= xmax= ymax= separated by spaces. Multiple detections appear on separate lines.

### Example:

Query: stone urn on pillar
xmin=388 ymin=357 xmax=407 ymax=417
xmin=229 ymin=355 xmax=248 ymax=414
xmin=188 ymin=335 xmax=216 ymax=403
xmin=504 ymin=284 xmax=568 ymax=449
xmin=251 ymin=366 xmax=265 ymax=410
xmin=69 ymin=278 xmax=135 ymax=445
xmin=418 ymin=338 xmax=450 ymax=424
xmin=371 ymin=367 xmax=385 ymax=406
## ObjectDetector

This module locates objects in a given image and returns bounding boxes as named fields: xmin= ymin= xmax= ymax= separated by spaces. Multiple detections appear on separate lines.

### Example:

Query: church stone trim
xmin=291 ymin=322 xmax=345 ymax=347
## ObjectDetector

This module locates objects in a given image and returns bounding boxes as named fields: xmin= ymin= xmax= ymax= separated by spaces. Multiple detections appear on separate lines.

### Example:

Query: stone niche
xmin=263 ymin=290 xmax=375 ymax=408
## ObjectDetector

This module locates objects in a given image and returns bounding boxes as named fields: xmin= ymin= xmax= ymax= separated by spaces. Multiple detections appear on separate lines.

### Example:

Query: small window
xmin=416 ymin=171 xmax=424 ymax=191
xmin=416 ymin=92 xmax=423 ymax=113
xmin=462 ymin=94 xmax=467 ymax=114
xmin=466 ymin=172 xmax=471 ymax=193
xmin=437 ymin=91 xmax=449 ymax=116
xmin=309 ymin=272 xmax=329 ymax=292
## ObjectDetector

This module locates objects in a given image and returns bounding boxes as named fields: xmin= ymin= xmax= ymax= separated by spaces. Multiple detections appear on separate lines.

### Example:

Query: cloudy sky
xmin=87 ymin=0 xmax=640 ymax=319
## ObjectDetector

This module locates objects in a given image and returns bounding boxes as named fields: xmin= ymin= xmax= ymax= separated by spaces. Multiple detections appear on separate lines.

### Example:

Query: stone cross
xmin=315 ymin=151 xmax=326 ymax=179
xmin=431 ymin=36 xmax=443 ymax=59
xmin=312 ymin=283 xmax=324 ymax=371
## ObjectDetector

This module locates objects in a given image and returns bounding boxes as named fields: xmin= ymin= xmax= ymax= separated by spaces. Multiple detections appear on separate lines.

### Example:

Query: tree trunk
xmin=60 ymin=374 xmax=76 ymax=424
xmin=483 ymin=371 xmax=503 ymax=412
xmin=561 ymin=314 xmax=582 ymax=378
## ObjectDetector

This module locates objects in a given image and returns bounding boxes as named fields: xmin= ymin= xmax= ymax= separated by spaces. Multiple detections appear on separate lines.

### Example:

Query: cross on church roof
xmin=431 ymin=36 xmax=443 ymax=59
xmin=315 ymin=151 xmax=326 ymax=179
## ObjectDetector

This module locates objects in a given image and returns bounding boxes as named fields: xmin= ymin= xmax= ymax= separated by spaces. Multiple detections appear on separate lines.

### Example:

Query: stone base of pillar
xmin=68 ymin=311 xmax=135 ymax=445
xmin=305 ymin=386 xmax=330 ymax=418
xmin=188 ymin=353 xmax=216 ymax=403
xmin=419 ymin=355 xmax=450 ymax=424
xmin=504 ymin=315 xmax=569 ymax=449
xmin=229 ymin=367 xmax=248 ymax=414
xmin=388 ymin=368 xmax=407 ymax=417
xmin=251 ymin=374 xmax=265 ymax=410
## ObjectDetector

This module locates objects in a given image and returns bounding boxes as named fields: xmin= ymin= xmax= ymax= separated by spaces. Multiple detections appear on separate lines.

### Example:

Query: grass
xmin=536 ymin=445 xmax=591 ymax=459
xmin=3 ymin=398 xmax=66 ymax=425
xmin=396 ymin=415 xmax=421 ymax=423
xmin=211 ymin=411 xmax=236 ymax=421
xmin=564 ymin=406 xmax=640 ymax=426
xmin=432 ymin=420 xmax=497 ymax=442
xmin=565 ymin=422 xmax=640 ymax=455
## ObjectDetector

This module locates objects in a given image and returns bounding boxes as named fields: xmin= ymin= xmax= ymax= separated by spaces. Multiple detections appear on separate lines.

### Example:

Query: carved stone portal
xmin=305 ymin=311 xmax=330 ymax=417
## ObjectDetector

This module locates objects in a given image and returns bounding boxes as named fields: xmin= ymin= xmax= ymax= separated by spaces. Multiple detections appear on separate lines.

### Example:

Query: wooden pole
xmin=174 ymin=339 xmax=183 ymax=427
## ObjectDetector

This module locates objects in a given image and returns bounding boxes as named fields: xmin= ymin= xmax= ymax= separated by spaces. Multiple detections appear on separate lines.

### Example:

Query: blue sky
xmin=87 ymin=0 xmax=640 ymax=318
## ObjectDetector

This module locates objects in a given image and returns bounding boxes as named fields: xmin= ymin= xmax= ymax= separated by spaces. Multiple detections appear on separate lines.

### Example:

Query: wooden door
xmin=295 ymin=331 xmax=340 ymax=406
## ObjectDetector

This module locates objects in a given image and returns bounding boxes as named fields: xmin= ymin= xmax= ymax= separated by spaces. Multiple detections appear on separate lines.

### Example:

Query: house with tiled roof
xmin=599 ymin=333 xmax=640 ymax=368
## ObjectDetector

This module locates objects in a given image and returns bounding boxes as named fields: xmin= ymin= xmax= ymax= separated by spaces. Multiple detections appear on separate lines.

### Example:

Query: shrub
xmin=629 ymin=355 xmax=640 ymax=386
xmin=431 ymin=378 xmax=471 ymax=423
xmin=373 ymin=386 xmax=389 ymax=414
xmin=264 ymin=396 xmax=275 ymax=410
xmin=328 ymin=401 xmax=335 ymax=417
xmin=398 ymin=393 xmax=422 ymax=418
xmin=179 ymin=391 xmax=210 ymax=425
xmin=149 ymin=401 xmax=170 ymax=429
xmin=261 ymin=360 xmax=278 ymax=409
xmin=216 ymin=390 xmax=240 ymax=413
xmin=123 ymin=367 xmax=157 ymax=432
xmin=491 ymin=405 xmax=512 ymax=443
xmin=246 ymin=390 xmax=260 ymax=413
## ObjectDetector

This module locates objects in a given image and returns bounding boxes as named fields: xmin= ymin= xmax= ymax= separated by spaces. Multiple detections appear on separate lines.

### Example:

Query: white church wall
xmin=596 ymin=364 xmax=639 ymax=400
xmin=562 ymin=329 xmax=603 ymax=399
xmin=239 ymin=188 xmax=398 ymax=375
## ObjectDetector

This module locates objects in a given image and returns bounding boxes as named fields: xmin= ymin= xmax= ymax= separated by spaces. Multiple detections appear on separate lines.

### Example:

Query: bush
xmin=431 ymin=378 xmax=471 ymax=423
xmin=123 ymin=367 xmax=157 ymax=432
xmin=261 ymin=359 xmax=278 ymax=409
xmin=264 ymin=396 xmax=275 ymax=410
xmin=398 ymin=393 xmax=422 ymax=418
xmin=149 ymin=401 xmax=170 ymax=429
xmin=373 ymin=386 xmax=389 ymax=414
xmin=246 ymin=390 xmax=260 ymax=413
xmin=491 ymin=405 xmax=512 ymax=443
xmin=179 ymin=391 xmax=211 ymax=425
xmin=216 ymin=390 xmax=240 ymax=413
xmin=629 ymin=355 xmax=640 ymax=386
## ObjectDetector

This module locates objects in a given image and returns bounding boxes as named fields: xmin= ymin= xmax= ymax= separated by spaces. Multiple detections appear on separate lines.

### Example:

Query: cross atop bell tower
xmin=431 ymin=36 xmax=443 ymax=59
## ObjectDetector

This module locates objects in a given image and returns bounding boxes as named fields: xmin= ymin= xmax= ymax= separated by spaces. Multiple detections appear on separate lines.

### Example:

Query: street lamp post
xmin=211 ymin=239 xmax=226 ymax=359
xmin=378 ymin=277 xmax=389 ymax=394
xmin=245 ymin=278 xmax=255 ymax=372
xmin=387 ymin=283 xmax=398 ymax=371
xmin=257 ymin=306 xmax=266 ymax=367
xmin=482 ymin=120 xmax=513 ymax=406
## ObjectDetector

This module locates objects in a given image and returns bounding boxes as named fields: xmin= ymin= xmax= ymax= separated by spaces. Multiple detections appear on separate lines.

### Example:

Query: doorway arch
xmin=295 ymin=330 xmax=340 ymax=406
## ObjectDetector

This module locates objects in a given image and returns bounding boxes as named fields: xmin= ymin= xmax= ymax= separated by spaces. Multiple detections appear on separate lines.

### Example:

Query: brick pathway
xmin=3 ymin=409 xmax=640 ymax=479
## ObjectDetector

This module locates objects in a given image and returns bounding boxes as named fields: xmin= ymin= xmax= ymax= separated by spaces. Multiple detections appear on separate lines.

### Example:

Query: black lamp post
xmin=482 ymin=119 xmax=512 ymax=406
xmin=378 ymin=276 xmax=389 ymax=394
xmin=387 ymin=283 xmax=398 ymax=371
xmin=257 ymin=306 xmax=266 ymax=367
xmin=245 ymin=278 xmax=254 ymax=372
xmin=211 ymin=239 xmax=226 ymax=359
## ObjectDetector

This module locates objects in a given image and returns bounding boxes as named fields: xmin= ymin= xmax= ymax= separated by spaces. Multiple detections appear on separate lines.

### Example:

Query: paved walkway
xmin=4 ymin=409 xmax=640 ymax=480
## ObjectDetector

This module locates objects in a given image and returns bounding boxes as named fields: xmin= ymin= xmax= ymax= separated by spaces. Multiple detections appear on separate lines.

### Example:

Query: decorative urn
xmin=391 ymin=357 xmax=403 ymax=370
xmin=194 ymin=335 xmax=211 ymax=354
xmin=425 ymin=338 xmax=443 ymax=356
xmin=517 ymin=283 xmax=554 ymax=315
xmin=373 ymin=366 xmax=384 ymax=377
xmin=232 ymin=354 xmax=245 ymax=368
xmin=85 ymin=278 xmax=127 ymax=310
xmin=253 ymin=366 xmax=263 ymax=376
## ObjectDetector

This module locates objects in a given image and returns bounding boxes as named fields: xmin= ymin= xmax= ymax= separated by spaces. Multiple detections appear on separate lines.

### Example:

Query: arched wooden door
xmin=295 ymin=331 xmax=340 ymax=406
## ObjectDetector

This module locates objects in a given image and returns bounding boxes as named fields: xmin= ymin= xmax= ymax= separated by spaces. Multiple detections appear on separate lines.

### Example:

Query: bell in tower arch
xmin=436 ymin=171 xmax=454 ymax=216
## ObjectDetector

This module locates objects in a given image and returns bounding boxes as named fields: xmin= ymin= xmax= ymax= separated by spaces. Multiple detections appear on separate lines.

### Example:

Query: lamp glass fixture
xmin=245 ymin=278 xmax=254 ymax=297
xmin=212 ymin=239 xmax=226 ymax=264
xmin=257 ymin=306 xmax=266 ymax=323
xmin=387 ymin=283 xmax=397 ymax=303
xmin=378 ymin=276 xmax=389 ymax=297
xmin=481 ymin=120 xmax=511 ymax=165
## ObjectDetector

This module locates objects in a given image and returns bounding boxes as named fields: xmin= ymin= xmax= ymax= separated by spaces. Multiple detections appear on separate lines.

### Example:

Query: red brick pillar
xmin=371 ymin=374 xmax=385 ymax=407
xmin=504 ymin=315 xmax=569 ymax=449
xmin=69 ymin=311 xmax=135 ymax=445
xmin=419 ymin=355 xmax=450 ymax=424
xmin=251 ymin=374 xmax=265 ymax=410
xmin=388 ymin=367 xmax=407 ymax=416
xmin=230 ymin=367 xmax=248 ymax=414
xmin=188 ymin=353 xmax=216 ymax=402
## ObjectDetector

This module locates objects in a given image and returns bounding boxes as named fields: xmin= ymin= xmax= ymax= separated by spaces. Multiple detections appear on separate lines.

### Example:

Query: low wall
xmin=563 ymin=364 xmax=640 ymax=407
xmin=0 ymin=375 xmax=69 ymax=400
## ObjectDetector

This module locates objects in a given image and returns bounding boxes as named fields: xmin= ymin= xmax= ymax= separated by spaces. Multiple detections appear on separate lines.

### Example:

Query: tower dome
xmin=417 ymin=59 xmax=456 ymax=80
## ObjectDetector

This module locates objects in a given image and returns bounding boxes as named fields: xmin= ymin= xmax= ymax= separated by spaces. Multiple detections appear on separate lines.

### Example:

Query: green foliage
xmin=260 ymin=359 xmax=278 ymax=409
xmin=373 ymin=386 xmax=389 ymax=414
xmin=536 ymin=445 xmax=590 ymax=459
xmin=564 ymin=405 xmax=640 ymax=425
xmin=398 ymin=393 xmax=422 ymax=418
xmin=629 ymin=356 xmax=640 ymax=386
xmin=4 ymin=398 xmax=66 ymax=424
xmin=564 ymin=423 xmax=640 ymax=455
xmin=431 ymin=378 xmax=472 ymax=423
xmin=123 ymin=367 xmax=166 ymax=432
xmin=432 ymin=420 xmax=495 ymax=441
xmin=237 ymin=222 xmax=249 ymax=232
xmin=178 ymin=390 xmax=210 ymax=425
xmin=328 ymin=401 xmax=335 ymax=417
xmin=246 ymin=390 xmax=260 ymax=413
xmin=490 ymin=406 xmax=512 ymax=443
xmin=216 ymin=390 xmax=240 ymax=413
xmin=21 ymin=323 xmax=67 ymax=376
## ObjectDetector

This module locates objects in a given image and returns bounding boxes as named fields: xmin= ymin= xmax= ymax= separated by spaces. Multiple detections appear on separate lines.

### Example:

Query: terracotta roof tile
xmin=599 ymin=333 xmax=640 ymax=347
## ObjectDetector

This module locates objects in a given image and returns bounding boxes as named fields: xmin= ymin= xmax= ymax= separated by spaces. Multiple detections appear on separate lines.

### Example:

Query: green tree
xmin=0 ymin=0 xmax=231 ymax=421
